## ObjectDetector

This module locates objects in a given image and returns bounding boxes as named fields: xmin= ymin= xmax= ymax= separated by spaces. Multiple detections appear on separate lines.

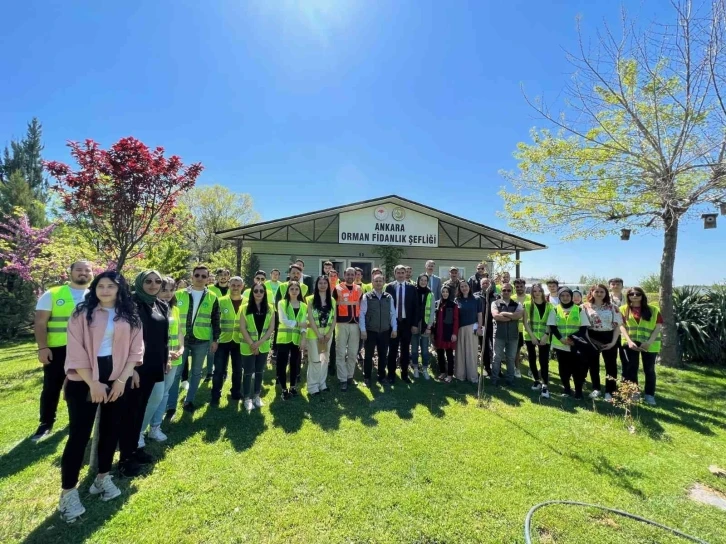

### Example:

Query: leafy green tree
xmin=373 ymin=246 xmax=404 ymax=281
xmin=499 ymin=1 xmax=726 ymax=366
xmin=579 ymin=275 xmax=609 ymax=288
xmin=0 ymin=170 xmax=46 ymax=227
xmin=639 ymin=273 xmax=661 ymax=294
xmin=243 ymin=252 xmax=260 ymax=286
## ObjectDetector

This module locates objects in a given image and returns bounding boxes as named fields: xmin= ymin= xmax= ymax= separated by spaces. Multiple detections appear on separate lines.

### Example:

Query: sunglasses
xmin=144 ymin=279 xmax=162 ymax=285
xmin=255 ymin=277 xmax=265 ymax=282
xmin=253 ymin=289 xmax=265 ymax=294
xmin=194 ymin=274 xmax=208 ymax=279
xmin=628 ymin=293 xmax=642 ymax=297
xmin=501 ymin=289 xmax=512 ymax=292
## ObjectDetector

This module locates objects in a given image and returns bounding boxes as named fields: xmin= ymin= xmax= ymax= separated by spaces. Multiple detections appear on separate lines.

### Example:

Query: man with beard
xmin=32 ymin=260 xmax=94 ymax=442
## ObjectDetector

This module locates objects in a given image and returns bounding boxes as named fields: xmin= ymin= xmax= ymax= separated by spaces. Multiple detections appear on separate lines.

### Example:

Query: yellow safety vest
xmin=168 ymin=306 xmax=182 ymax=366
xmin=512 ymin=293 xmax=531 ymax=333
xmin=551 ymin=305 xmax=581 ymax=350
xmin=620 ymin=304 xmax=661 ymax=353
xmin=306 ymin=299 xmax=337 ymax=339
xmin=176 ymin=289 xmax=217 ymax=340
xmin=47 ymin=285 xmax=77 ymax=348
xmin=523 ymin=300 xmax=553 ymax=342
xmin=218 ymin=296 xmax=243 ymax=343
xmin=276 ymin=301 xmax=308 ymax=346
xmin=240 ymin=303 xmax=274 ymax=355
xmin=278 ymin=281 xmax=309 ymax=301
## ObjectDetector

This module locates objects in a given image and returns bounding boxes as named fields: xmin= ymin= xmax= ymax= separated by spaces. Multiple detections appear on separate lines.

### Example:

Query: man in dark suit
xmin=425 ymin=260 xmax=441 ymax=301
xmin=294 ymin=259 xmax=315 ymax=294
xmin=385 ymin=265 xmax=420 ymax=384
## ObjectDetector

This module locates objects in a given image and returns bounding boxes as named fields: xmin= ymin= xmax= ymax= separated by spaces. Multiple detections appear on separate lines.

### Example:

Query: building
xmin=217 ymin=195 xmax=546 ymax=282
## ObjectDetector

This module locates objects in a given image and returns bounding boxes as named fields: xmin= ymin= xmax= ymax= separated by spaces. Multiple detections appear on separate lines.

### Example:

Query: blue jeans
xmin=140 ymin=380 xmax=165 ymax=436
xmin=411 ymin=333 xmax=431 ymax=368
xmin=154 ymin=365 xmax=181 ymax=426
xmin=183 ymin=342 xmax=210 ymax=404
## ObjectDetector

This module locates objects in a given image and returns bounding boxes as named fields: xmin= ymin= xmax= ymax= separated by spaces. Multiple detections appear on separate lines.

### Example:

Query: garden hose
xmin=524 ymin=500 xmax=709 ymax=543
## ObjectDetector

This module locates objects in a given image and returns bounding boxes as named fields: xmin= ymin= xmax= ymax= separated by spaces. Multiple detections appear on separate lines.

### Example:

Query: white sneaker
xmin=58 ymin=488 xmax=85 ymax=522
xmin=514 ymin=368 xmax=522 ymax=378
xmin=138 ymin=434 xmax=145 ymax=449
xmin=413 ymin=366 xmax=420 ymax=379
xmin=89 ymin=474 xmax=121 ymax=501
xmin=531 ymin=382 xmax=542 ymax=391
xmin=589 ymin=390 xmax=601 ymax=399
xmin=541 ymin=387 xmax=550 ymax=399
xmin=644 ymin=395 xmax=657 ymax=406
xmin=604 ymin=393 xmax=613 ymax=403
xmin=181 ymin=380 xmax=190 ymax=391
xmin=244 ymin=399 xmax=254 ymax=412
xmin=422 ymin=368 xmax=430 ymax=380
xmin=148 ymin=425 xmax=167 ymax=442
xmin=253 ymin=396 xmax=264 ymax=408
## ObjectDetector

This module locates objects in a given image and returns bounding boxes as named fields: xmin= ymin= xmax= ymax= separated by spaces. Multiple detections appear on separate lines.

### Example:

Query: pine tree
xmin=0 ymin=117 xmax=49 ymax=203
xmin=0 ymin=170 xmax=46 ymax=227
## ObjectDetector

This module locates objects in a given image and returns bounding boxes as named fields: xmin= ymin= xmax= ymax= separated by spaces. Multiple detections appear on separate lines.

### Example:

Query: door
xmin=320 ymin=259 xmax=346 ymax=276
xmin=350 ymin=261 xmax=373 ymax=283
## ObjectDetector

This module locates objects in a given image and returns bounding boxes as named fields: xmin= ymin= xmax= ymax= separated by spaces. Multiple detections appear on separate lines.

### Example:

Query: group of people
xmin=31 ymin=258 xmax=662 ymax=523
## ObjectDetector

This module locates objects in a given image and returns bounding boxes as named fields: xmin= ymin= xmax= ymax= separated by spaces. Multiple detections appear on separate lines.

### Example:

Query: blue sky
xmin=2 ymin=0 xmax=724 ymax=285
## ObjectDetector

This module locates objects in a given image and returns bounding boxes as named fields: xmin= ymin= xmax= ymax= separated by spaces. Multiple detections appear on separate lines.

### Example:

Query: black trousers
xmin=119 ymin=374 xmax=157 ymax=460
xmin=364 ymin=329 xmax=390 ymax=380
xmin=61 ymin=378 xmax=127 ymax=489
xmin=556 ymin=349 xmax=587 ymax=395
xmin=584 ymin=330 xmax=619 ymax=394
xmin=328 ymin=331 xmax=337 ymax=375
xmin=437 ymin=348 xmax=455 ymax=376
xmin=387 ymin=318 xmax=412 ymax=379
xmin=40 ymin=345 xmax=67 ymax=426
xmin=482 ymin=324 xmax=493 ymax=374
xmin=525 ymin=341 xmax=550 ymax=384
xmin=276 ymin=343 xmax=300 ymax=390
xmin=622 ymin=345 xmax=657 ymax=396
xmin=212 ymin=341 xmax=243 ymax=400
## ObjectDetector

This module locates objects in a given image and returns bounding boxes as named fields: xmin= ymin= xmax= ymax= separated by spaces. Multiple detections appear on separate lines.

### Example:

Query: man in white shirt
xmin=359 ymin=273 xmax=398 ymax=387
xmin=384 ymin=265 xmax=420 ymax=384
xmin=546 ymin=279 xmax=560 ymax=305
xmin=32 ymin=260 xmax=93 ymax=442
xmin=608 ymin=277 xmax=624 ymax=307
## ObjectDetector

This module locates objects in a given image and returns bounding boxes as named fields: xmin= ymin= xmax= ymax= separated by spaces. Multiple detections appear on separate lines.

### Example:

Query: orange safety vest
xmin=336 ymin=283 xmax=361 ymax=318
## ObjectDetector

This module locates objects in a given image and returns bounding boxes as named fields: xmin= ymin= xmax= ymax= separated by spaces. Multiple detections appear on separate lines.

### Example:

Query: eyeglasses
xmin=628 ymin=293 xmax=642 ymax=297
xmin=144 ymin=279 xmax=162 ymax=285
xmin=194 ymin=274 xmax=208 ymax=279
xmin=253 ymin=289 xmax=265 ymax=294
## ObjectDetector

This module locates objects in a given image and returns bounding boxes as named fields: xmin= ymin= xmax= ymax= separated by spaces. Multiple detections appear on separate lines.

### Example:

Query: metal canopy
xmin=217 ymin=195 xmax=546 ymax=252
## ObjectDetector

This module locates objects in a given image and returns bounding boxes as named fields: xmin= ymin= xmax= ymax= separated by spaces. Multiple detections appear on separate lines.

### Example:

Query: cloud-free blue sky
xmin=2 ymin=0 xmax=724 ymax=284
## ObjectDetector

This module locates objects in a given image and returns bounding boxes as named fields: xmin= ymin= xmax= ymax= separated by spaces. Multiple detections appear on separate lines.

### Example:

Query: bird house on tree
xmin=702 ymin=213 xmax=718 ymax=229
xmin=620 ymin=229 xmax=631 ymax=240
xmin=720 ymin=202 xmax=726 ymax=216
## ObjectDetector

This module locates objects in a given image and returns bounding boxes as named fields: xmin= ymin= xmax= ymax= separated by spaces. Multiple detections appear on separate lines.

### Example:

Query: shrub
xmin=672 ymin=285 xmax=725 ymax=365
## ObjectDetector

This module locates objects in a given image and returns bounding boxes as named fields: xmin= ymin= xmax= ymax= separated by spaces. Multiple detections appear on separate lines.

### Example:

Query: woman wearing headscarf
xmin=411 ymin=273 xmax=435 ymax=380
xmin=546 ymin=287 xmax=591 ymax=399
xmin=118 ymin=270 xmax=169 ymax=477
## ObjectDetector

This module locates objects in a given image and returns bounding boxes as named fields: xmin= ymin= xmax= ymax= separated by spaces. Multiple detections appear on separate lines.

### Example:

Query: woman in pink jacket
xmin=58 ymin=271 xmax=144 ymax=523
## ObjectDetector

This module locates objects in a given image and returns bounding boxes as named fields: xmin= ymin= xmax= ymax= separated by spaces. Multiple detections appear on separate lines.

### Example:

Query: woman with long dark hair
xmin=275 ymin=281 xmax=308 ymax=400
xmin=522 ymin=283 xmax=553 ymax=398
xmin=619 ymin=287 xmax=663 ymax=405
xmin=240 ymin=283 xmax=276 ymax=412
xmin=58 ymin=271 xmax=143 ymax=523
xmin=306 ymin=275 xmax=336 ymax=397
xmin=433 ymin=285 xmax=459 ymax=383
xmin=454 ymin=280 xmax=482 ymax=383
xmin=118 ymin=270 xmax=168 ymax=477
xmin=582 ymin=284 xmax=622 ymax=401
xmin=411 ymin=273 xmax=435 ymax=380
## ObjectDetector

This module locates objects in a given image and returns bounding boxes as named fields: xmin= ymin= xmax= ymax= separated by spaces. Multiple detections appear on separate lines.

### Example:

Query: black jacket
xmin=385 ymin=281 xmax=420 ymax=324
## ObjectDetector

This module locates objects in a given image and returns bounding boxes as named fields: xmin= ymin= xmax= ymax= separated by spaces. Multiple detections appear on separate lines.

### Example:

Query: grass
xmin=1 ymin=340 xmax=725 ymax=543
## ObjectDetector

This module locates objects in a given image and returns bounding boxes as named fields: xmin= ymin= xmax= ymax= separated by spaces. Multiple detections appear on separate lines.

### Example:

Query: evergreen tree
xmin=0 ymin=117 xmax=48 ymax=203
xmin=0 ymin=170 xmax=46 ymax=226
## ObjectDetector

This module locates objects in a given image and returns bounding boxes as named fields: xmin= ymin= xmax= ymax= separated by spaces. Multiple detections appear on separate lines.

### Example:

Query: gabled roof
xmin=217 ymin=195 xmax=546 ymax=252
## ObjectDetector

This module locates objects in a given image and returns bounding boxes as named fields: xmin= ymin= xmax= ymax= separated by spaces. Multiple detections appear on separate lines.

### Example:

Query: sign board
xmin=338 ymin=204 xmax=439 ymax=247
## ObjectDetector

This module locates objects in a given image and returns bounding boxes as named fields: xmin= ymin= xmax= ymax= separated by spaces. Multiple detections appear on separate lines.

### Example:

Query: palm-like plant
xmin=672 ymin=286 xmax=711 ymax=363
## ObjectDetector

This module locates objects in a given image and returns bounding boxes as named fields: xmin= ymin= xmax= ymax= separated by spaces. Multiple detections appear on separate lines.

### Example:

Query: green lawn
xmin=1 ymin=340 xmax=725 ymax=543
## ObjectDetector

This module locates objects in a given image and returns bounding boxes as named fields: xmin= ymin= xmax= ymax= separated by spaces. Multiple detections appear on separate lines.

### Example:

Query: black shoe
xmin=204 ymin=374 xmax=213 ymax=383
xmin=377 ymin=376 xmax=386 ymax=385
xmin=574 ymin=392 xmax=584 ymax=400
xmin=223 ymin=373 xmax=228 ymax=381
xmin=30 ymin=423 xmax=53 ymax=443
xmin=282 ymin=389 xmax=291 ymax=400
xmin=347 ymin=378 xmax=358 ymax=387
xmin=118 ymin=459 xmax=143 ymax=478
xmin=210 ymin=398 xmax=220 ymax=407
xmin=362 ymin=378 xmax=371 ymax=388
xmin=340 ymin=381 xmax=348 ymax=392
xmin=230 ymin=395 xmax=242 ymax=402
xmin=290 ymin=387 xmax=299 ymax=397
xmin=164 ymin=409 xmax=176 ymax=422
xmin=402 ymin=376 xmax=412 ymax=384
xmin=134 ymin=448 xmax=154 ymax=465
xmin=386 ymin=377 xmax=396 ymax=385
xmin=183 ymin=401 xmax=196 ymax=413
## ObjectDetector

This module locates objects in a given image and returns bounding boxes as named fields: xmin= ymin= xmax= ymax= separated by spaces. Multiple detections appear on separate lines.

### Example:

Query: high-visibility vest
xmin=240 ymin=303 xmax=274 ymax=355
xmin=276 ymin=301 xmax=308 ymax=346
xmin=361 ymin=283 xmax=372 ymax=294
xmin=176 ymin=289 xmax=217 ymax=340
xmin=421 ymin=292 xmax=432 ymax=327
xmin=523 ymin=300 xmax=553 ymax=342
xmin=264 ymin=280 xmax=281 ymax=300
xmin=551 ymin=305 xmax=581 ymax=350
xmin=336 ymin=283 xmax=361 ymax=318
xmin=218 ymin=296 xmax=243 ymax=343
xmin=278 ymin=281 xmax=309 ymax=301
xmin=620 ymin=304 xmax=661 ymax=353
xmin=46 ymin=285 xmax=77 ymax=347
xmin=168 ymin=305 xmax=182 ymax=366
xmin=208 ymin=285 xmax=224 ymax=299
xmin=306 ymin=299 xmax=337 ymax=339
xmin=512 ymin=293 xmax=531 ymax=333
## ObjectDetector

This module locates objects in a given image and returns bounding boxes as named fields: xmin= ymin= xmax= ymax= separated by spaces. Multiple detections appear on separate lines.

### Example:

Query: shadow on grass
xmin=21 ymin=473 xmax=137 ymax=544
xmin=0 ymin=428 xmax=68 ymax=481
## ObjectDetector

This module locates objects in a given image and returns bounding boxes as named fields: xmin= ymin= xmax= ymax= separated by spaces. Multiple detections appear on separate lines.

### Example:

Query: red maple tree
xmin=45 ymin=137 xmax=203 ymax=270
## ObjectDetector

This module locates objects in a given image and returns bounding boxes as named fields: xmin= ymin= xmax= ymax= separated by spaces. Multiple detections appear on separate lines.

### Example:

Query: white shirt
xmin=36 ymin=287 xmax=88 ymax=311
xmin=394 ymin=281 xmax=407 ymax=319
xmin=190 ymin=289 xmax=205 ymax=319
xmin=98 ymin=307 xmax=116 ymax=357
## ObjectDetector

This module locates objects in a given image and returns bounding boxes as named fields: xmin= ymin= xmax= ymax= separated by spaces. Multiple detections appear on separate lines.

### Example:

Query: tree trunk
xmin=116 ymin=248 xmax=127 ymax=272
xmin=659 ymin=215 xmax=679 ymax=367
